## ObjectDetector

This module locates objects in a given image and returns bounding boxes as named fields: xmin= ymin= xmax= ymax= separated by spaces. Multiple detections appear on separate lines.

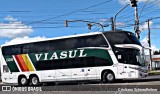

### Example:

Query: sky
xmin=0 ymin=0 xmax=160 ymax=55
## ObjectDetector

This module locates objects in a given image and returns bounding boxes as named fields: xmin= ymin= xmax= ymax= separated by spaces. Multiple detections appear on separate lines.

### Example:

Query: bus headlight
xmin=129 ymin=66 xmax=147 ymax=73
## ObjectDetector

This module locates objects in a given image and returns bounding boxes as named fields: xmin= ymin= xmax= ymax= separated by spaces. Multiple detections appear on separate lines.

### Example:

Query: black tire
xmin=102 ymin=72 xmax=115 ymax=83
xmin=18 ymin=76 xmax=28 ymax=86
xmin=30 ymin=75 xmax=40 ymax=86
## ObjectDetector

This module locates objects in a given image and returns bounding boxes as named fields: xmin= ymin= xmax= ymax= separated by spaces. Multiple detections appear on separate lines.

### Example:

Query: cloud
xmin=116 ymin=22 xmax=125 ymax=26
xmin=99 ymin=18 xmax=109 ymax=26
xmin=141 ymin=36 xmax=159 ymax=55
xmin=4 ymin=36 xmax=48 ymax=45
xmin=4 ymin=15 xmax=17 ymax=22
xmin=99 ymin=18 xmax=108 ymax=25
xmin=118 ymin=0 xmax=130 ymax=5
xmin=139 ymin=21 xmax=153 ymax=31
xmin=0 ymin=16 xmax=33 ymax=38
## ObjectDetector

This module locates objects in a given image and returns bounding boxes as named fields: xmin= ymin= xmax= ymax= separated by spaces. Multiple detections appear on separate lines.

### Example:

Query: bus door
xmin=117 ymin=62 xmax=125 ymax=79
xmin=116 ymin=48 xmax=137 ymax=79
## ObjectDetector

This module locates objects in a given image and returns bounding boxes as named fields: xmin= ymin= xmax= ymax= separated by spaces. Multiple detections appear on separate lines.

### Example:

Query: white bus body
xmin=0 ymin=31 xmax=148 ymax=86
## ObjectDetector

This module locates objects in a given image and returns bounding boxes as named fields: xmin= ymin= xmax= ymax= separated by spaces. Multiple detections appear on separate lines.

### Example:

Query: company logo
xmin=1 ymin=86 xmax=42 ymax=91
xmin=35 ymin=49 xmax=87 ymax=61
xmin=6 ymin=58 xmax=14 ymax=62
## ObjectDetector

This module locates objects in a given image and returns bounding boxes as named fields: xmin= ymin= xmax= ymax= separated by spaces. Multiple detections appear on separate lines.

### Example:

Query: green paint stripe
xmin=4 ymin=56 xmax=20 ymax=72
xmin=4 ymin=48 xmax=113 ymax=71
xmin=28 ymin=48 xmax=113 ymax=69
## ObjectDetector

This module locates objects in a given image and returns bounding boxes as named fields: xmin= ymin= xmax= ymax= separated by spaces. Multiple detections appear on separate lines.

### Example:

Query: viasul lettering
xmin=35 ymin=49 xmax=87 ymax=61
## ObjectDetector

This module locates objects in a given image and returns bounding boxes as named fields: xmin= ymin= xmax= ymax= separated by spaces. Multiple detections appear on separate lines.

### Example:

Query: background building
xmin=152 ymin=55 xmax=160 ymax=70
xmin=146 ymin=55 xmax=160 ymax=70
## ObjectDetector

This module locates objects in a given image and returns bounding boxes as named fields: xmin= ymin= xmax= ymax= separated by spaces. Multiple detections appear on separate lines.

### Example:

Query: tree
xmin=154 ymin=50 xmax=160 ymax=55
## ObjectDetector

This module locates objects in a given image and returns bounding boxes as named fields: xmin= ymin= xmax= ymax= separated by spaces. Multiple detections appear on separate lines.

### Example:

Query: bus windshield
xmin=135 ymin=50 xmax=145 ymax=66
xmin=115 ymin=48 xmax=145 ymax=66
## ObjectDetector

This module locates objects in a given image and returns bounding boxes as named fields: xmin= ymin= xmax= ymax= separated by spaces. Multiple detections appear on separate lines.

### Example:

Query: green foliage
xmin=154 ymin=50 xmax=160 ymax=55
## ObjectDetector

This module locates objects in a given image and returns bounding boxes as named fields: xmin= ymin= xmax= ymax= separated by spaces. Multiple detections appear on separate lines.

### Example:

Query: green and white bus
xmin=0 ymin=31 xmax=148 ymax=86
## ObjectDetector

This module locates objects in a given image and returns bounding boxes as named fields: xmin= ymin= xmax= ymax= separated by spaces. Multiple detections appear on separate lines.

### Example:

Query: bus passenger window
xmin=3 ymin=65 xmax=9 ymax=73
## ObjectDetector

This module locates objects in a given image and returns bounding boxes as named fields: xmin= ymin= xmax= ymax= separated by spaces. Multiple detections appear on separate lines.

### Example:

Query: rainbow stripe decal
xmin=14 ymin=54 xmax=35 ymax=72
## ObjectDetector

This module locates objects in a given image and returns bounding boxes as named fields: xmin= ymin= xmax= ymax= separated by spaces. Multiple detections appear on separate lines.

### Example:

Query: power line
xmin=27 ymin=0 xmax=112 ymax=25
xmin=139 ymin=0 xmax=150 ymax=19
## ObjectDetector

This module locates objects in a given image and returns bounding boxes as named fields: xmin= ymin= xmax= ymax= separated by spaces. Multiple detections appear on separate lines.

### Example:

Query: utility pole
xmin=147 ymin=19 xmax=152 ymax=70
xmin=130 ymin=0 xmax=140 ymax=39
xmin=111 ymin=17 xmax=114 ymax=31
xmin=135 ymin=6 xmax=140 ymax=39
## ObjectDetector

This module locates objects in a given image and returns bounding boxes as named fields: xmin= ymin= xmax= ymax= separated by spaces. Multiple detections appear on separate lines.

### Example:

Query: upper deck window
xmin=103 ymin=31 xmax=142 ymax=47
xmin=2 ymin=34 xmax=109 ymax=56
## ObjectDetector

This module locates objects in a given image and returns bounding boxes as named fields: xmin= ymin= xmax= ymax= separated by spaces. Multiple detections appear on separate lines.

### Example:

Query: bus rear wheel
xmin=30 ymin=75 xmax=40 ymax=86
xmin=102 ymin=71 xmax=115 ymax=83
xmin=18 ymin=76 xmax=28 ymax=86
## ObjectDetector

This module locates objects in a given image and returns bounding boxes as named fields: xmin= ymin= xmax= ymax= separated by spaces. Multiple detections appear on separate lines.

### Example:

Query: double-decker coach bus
xmin=0 ymin=31 xmax=148 ymax=86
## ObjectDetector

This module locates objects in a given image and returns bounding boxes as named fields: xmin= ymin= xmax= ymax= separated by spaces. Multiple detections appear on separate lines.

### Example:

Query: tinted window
xmin=2 ymin=34 xmax=109 ymax=56
xmin=31 ymin=42 xmax=49 ymax=53
xmin=2 ymin=45 xmax=23 ymax=55
xmin=104 ymin=32 xmax=132 ymax=47
xmin=36 ymin=57 xmax=112 ymax=70
xmin=66 ymin=37 xmax=84 ymax=49
xmin=103 ymin=31 xmax=142 ymax=47
xmin=83 ymin=34 xmax=108 ymax=47
xmin=114 ymin=48 xmax=141 ymax=65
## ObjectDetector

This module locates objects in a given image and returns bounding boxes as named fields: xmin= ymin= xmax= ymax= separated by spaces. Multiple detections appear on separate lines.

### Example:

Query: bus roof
xmin=1 ymin=32 xmax=102 ymax=47
xmin=1 ymin=30 xmax=133 ymax=47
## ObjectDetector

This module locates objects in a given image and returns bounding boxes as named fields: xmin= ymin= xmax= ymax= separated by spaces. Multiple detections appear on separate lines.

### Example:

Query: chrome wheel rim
xmin=21 ymin=78 xmax=27 ymax=85
xmin=107 ymin=73 xmax=113 ymax=81
xmin=32 ymin=77 xmax=38 ymax=85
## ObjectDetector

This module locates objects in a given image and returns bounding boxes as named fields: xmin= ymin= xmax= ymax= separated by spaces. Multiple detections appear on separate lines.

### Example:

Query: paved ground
xmin=0 ymin=75 xmax=160 ymax=94
xmin=88 ymin=75 xmax=160 ymax=85
xmin=1 ymin=75 xmax=160 ymax=86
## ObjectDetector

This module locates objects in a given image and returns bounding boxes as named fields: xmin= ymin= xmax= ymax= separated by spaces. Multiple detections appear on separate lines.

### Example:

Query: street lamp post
xmin=64 ymin=20 xmax=105 ymax=32
xmin=113 ymin=4 xmax=130 ymax=31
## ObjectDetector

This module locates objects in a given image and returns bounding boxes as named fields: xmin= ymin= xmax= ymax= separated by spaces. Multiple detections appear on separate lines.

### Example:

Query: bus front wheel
xmin=102 ymin=71 xmax=115 ymax=83
xmin=29 ymin=75 xmax=40 ymax=86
